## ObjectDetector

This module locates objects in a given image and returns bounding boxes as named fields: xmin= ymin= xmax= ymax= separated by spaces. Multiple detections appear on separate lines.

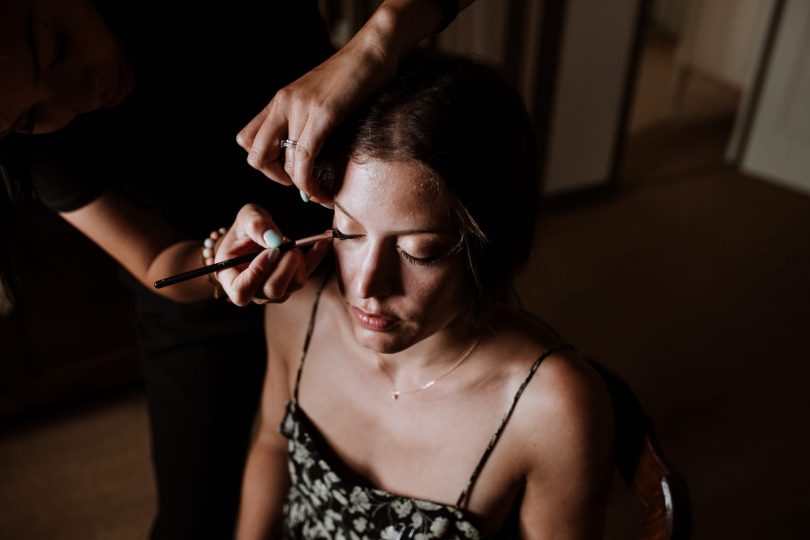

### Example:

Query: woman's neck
xmin=367 ymin=316 xmax=485 ymax=398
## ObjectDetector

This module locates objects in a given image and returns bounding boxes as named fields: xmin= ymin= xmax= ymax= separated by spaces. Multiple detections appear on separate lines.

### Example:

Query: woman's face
xmin=333 ymin=158 xmax=471 ymax=354
xmin=0 ymin=0 xmax=133 ymax=136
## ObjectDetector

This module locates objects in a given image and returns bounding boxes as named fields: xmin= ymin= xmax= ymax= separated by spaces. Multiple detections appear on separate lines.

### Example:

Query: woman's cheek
xmin=334 ymin=244 xmax=361 ymax=288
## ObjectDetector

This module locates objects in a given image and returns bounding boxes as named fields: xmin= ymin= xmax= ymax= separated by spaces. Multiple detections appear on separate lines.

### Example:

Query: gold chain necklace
xmin=378 ymin=334 xmax=483 ymax=400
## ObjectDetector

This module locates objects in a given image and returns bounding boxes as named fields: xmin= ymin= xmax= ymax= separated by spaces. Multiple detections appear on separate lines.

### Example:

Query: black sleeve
xmin=27 ymin=116 xmax=112 ymax=213
xmin=29 ymin=156 xmax=107 ymax=213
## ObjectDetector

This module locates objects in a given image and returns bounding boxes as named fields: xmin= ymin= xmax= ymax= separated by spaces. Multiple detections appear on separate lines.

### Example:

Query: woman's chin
xmin=351 ymin=326 xmax=411 ymax=355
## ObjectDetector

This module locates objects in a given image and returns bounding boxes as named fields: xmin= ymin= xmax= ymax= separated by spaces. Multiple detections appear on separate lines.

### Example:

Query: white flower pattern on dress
xmin=280 ymin=401 xmax=484 ymax=540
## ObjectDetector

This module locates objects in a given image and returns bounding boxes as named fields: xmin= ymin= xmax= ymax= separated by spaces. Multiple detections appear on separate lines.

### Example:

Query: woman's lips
xmin=352 ymin=306 xmax=397 ymax=331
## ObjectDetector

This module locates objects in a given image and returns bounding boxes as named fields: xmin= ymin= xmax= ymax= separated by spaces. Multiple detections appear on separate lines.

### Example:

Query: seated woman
xmin=236 ymin=53 xmax=614 ymax=540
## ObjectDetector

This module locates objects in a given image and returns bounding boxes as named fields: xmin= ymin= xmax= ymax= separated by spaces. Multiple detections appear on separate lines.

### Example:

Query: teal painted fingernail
xmin=263 ymin=229 xmax=283 ymax=248
xmin=299 ymin=189 xmax=310 ymax=203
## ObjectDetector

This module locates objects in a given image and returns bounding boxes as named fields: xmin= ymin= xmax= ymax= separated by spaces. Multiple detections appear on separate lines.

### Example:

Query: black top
xmin=25 ymin=0 xmax=334 ymax=347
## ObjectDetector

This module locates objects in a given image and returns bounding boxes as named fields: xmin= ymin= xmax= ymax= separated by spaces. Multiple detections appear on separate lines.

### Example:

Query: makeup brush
xmin=154 ymin=229 xmax=337 ymax=289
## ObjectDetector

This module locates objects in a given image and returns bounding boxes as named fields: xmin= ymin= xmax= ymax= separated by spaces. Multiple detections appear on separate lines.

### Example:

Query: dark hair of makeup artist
xmin=0 ymin=138 xmax=34 ymax=307
xmin=316 ymin=52 xmax=538 ymax=318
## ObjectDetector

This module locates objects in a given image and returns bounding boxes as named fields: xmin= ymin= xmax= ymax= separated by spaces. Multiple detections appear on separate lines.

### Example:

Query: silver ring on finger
xmin=279 ymin=138 xmax=299 ymax=149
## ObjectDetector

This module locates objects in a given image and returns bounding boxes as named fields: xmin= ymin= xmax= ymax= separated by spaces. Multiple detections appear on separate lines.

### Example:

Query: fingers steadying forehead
xmin=247 ymin=102 xmax=287 ymax=168
xmin=236 ymin=109 xmax=267 ymax=150
xmin=295 ymin=117 xmax=331 ymax=202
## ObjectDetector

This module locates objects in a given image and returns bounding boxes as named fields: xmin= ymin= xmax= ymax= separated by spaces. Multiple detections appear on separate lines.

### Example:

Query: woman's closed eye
xmin=331 ymin=227 xmax=363 ymax=241
xmin=398 ymin=250 xmax=441 ymax=267
xmin=332 ymin=227 xmax=453 ymax=268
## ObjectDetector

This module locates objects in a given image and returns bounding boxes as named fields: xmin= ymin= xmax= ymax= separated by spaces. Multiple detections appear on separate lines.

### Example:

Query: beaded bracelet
xmin=202 ymin=227 xmax=228 ymax=299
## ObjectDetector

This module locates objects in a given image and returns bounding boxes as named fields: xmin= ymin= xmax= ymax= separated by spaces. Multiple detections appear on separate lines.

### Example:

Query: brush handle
xmin=154 ymin=245 xmax=286 ymax=289
xmin=154 ymin=230 xmax=332 ymax=289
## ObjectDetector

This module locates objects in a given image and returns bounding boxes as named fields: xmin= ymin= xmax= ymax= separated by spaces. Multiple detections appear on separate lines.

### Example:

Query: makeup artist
xmin=0 ymin=0 xmax=474 ymax=538
xmin=236 ymin=53 xmax=614 ymax=540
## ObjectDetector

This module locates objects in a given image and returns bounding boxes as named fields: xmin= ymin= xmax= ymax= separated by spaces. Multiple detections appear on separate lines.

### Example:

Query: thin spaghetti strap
xmin=455 ymin=344 xmax=572 ymax=508
xmin=292 ymin=272 xmax=332 ymax=403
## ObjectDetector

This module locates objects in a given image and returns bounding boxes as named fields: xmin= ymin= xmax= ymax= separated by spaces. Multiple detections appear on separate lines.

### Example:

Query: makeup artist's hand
xmin=215 ymin=204 xmax=331 ymax=306
xmin=237 ymin=0 xmax=473 ymax=203
xmin=237 ymin=37 xmax=391 ymax=205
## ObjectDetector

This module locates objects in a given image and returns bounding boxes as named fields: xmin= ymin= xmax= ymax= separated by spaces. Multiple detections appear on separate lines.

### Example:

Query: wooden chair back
xmin=590 ymin=361 xmax=692 ymax=540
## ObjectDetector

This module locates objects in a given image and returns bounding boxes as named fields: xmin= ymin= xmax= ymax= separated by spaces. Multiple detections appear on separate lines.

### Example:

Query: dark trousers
xmin=140 ymin=331 xmax=266 ymax=539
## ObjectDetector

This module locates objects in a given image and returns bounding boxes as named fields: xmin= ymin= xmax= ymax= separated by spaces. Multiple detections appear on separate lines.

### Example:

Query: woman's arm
xmin=237 ymin=0 xmax=477 ymax=203
xmin=517 ymin=353 xmax=615 ymax=539
xmin=60 ymin=191 xmax=325 ymax=303
xmin=60 ymin=189 xmax=212 ymax=301
xmin=235 ymin=294 xmax=313 ymax=538
xmin=235 ymin=348 xmax=292 ymax=538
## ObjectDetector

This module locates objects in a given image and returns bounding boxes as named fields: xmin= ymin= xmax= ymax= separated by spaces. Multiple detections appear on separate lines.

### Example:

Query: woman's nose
xmin=355 ymin=244 xmax=400 ymax=299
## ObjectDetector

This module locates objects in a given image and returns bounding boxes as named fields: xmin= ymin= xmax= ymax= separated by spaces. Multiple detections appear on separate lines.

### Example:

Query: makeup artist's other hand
xmin=236 ymin=32 xmax=393 ymax=204
xmin=215 ymin=204 xmax=331 ymax=306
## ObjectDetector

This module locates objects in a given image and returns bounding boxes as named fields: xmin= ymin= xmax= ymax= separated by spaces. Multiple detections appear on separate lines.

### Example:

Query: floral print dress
xmin=280 ymin=400 xmax=485 ymax=539
xmin=279 ymin=278 xmax=565 ymax=539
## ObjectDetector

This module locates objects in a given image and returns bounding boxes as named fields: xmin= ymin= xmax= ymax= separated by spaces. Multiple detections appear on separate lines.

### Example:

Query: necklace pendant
xmin=392 ymin=391 xmax=400 ymax=400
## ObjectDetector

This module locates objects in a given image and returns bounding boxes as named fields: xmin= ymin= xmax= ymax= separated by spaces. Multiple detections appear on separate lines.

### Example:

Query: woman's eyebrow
xmin=333 ymin=200 xmax=448 ymax=236
xmin=333 ymin=200 xmax=358 ymax=222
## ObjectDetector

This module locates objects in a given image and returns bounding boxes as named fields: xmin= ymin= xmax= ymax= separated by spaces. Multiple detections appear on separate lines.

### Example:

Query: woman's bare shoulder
xmin=523 ymin=347 xmax=612 ymax=431
xmin=487 ymin=310 xmax=613 ymax=540
xmin=491 ymin=308 xmax=614 ymax=472
xmin=263 ymin=272 xmax=330 ymax=360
